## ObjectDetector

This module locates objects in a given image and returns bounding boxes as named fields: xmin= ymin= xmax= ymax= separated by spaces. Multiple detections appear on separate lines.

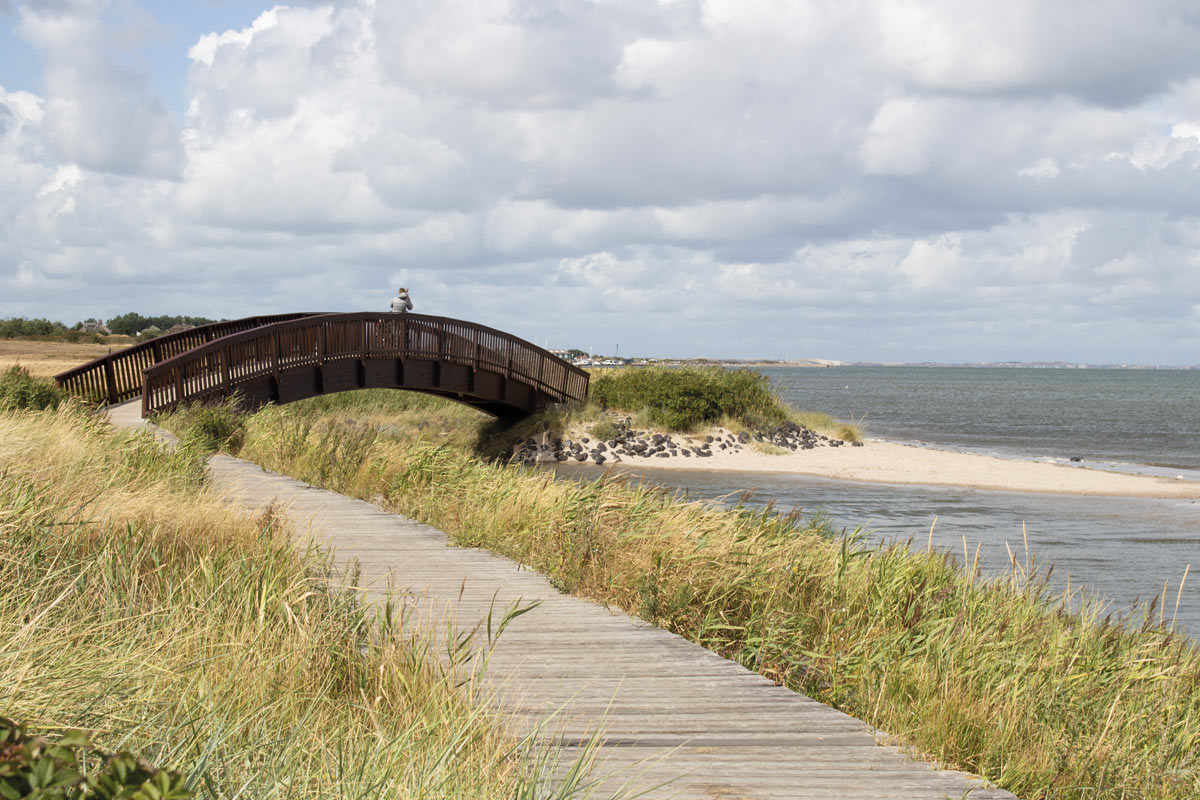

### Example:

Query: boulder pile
xmin=510 ymin=416 xmax=862 ymax=467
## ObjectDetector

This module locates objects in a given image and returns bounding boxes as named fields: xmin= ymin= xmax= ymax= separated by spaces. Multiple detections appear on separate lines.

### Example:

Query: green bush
xmin=0 ymin=717 xmax=190 ymax=800
xmin=0 ymin=367 xmax=70 ymax=411
xmin=105 ymin=313 xmax=218 ymax=337
xmin=589 ymin=367 xmax=791 ymax=431
xmin=0 ymin=317 xmax=72 ymax=339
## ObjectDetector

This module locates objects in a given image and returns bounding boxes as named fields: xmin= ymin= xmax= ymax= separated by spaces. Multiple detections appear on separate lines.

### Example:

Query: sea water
xmin=764 ymin=365 xmax=1200 ymax=478
xmin=557 ymin=366 xmax=1200 ymax=635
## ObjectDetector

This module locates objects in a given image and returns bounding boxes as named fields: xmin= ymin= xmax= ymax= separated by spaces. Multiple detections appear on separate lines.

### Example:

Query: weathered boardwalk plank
xmin=107 ymin=401 xmax=1016 ymax=800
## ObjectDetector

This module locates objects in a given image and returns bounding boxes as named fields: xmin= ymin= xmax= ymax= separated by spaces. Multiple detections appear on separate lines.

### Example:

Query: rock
xmin=852 ymin=441 xmax=864 ymax=447
xmin=594 ymin=454 xmax=606 ymax=465
xmin=655 ymin=452 xmax=670 ymax=458
xmin=575 ymin=453 xmax=587 ymax=462
xmin=705 ymin=435 xmax=714 ymax=443
xmin=1070 ymin=456 xmax=1083 ymax=462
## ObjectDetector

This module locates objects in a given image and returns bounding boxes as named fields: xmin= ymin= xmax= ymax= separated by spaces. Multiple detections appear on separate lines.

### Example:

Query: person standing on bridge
xmin=391 ymin=287 xmax=413 ymax=313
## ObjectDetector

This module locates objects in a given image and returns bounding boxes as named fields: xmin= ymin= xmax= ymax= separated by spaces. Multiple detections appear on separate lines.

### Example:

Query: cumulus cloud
xmin=3 ymin=0 xmax=1200 ymax=363
xmin=17 ymin=0 xmax=183 ymax=177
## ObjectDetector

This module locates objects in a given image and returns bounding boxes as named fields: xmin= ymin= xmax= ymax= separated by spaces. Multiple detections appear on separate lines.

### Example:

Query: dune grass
xmin=0 ymin=406 xmax=606 ymax=800
xmin=1 ymin=365 xmax=71 ymax=411
xmin=165 ymin=400 xmax=1200 ymax=800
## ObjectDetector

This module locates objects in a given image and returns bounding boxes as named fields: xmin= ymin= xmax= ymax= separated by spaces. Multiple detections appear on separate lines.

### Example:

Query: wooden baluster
xmin=102 ymin=360 xmax=117 ymax=405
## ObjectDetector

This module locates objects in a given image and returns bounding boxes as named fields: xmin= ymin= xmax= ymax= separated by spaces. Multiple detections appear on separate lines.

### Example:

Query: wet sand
xmin=583 ymin=432 xmax=1200 ymax=499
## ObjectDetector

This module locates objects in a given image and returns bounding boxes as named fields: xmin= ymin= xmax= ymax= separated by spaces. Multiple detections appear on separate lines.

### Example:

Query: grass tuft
xmin=0 ymin=365 xmax=72 ymax=411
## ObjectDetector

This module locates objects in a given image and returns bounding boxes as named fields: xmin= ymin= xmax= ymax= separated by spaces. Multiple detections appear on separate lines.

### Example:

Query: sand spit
xmin=548 ymin=430 xmax=1200 ymax=500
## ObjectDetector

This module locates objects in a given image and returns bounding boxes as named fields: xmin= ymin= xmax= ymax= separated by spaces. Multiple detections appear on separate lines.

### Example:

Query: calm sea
xmin=558 ymin=366 xmax=1200 ymax=635
xmin=763 ymin=366 xmax=1200 ymax=478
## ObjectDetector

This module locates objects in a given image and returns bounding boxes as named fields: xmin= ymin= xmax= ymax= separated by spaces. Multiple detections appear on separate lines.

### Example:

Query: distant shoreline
xmin=704 ymin=360 xmax=1200 ymax=370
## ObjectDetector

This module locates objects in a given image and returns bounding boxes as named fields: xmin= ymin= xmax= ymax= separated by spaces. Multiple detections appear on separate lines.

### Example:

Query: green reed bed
xmin=0 ymin=407 xmax=601 ymax=800
xmin=184 ymin=403 xmax=1200 ymax=800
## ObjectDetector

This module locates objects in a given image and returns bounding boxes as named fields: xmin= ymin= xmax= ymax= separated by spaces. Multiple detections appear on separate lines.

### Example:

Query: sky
xmin=2 ymin=1 xmax=1200 ymax=363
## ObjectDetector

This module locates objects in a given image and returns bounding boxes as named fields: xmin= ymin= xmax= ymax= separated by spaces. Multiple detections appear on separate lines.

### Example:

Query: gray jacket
xmin=390 ymin=292 xmax=413 ymax=313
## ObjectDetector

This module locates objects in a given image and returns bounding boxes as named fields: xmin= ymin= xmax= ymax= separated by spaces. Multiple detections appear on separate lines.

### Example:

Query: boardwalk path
xmin=108 ymin=401 xmax=1015 ymax=800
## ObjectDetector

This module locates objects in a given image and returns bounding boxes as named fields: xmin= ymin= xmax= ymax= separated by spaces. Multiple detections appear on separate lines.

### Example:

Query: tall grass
xmin=0 ymin=407 xmax=606 ymax=799
xmin=206 ymin=404 xmax=1200 ymax=800
xmin=588 ymin=366 xmax=861 ymax=440
xmin=1 ymin=365 xmax=71 ymax=411
xmin=589 ymin=366 xmax=792 ymax=431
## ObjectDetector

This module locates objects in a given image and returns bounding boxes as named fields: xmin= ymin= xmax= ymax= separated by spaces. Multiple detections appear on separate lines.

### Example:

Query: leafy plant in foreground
xmin=0 ymin=718 xmax=190 ymax=800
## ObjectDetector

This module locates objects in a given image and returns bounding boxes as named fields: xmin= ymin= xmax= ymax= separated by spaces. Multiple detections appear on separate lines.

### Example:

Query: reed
xmin=0 ymin=407 xmax=607 ymax=799
xmin=203 ymin=403 xmax=1200 ymax=800
xmin=0 ymin=365 xmax=71 ymax=411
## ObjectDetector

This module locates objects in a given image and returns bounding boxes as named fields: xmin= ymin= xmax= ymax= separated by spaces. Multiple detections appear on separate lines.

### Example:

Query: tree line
xmin=1 ymin=313 xmax=220 ymax=340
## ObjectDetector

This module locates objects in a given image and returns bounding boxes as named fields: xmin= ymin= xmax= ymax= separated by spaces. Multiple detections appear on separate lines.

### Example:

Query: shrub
xmin=589 ymin=367 xmax=792 ymax=431
xmin=0 ymin=717 xmax=190 ymax=800
xmin=0 ymin=367 xmax=70 ymax=411
xmin=0 ymin=317 xmax=72 ymax=339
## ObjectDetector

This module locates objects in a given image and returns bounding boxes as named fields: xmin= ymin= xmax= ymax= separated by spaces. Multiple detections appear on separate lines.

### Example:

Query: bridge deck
xmin=107 ymin=401 xmax=1015 ymax=800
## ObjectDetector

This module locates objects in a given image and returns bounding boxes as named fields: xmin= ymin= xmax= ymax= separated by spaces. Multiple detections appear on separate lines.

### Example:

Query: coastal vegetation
xmin=0 ymin=401 xmax=605 ymax=799
xmin=589 ymin=366 xmax=860 ymax=439
xmin=155 ymin=390 xmax=1199 ymax=800
xmin=0 ymin=366 xmax=70 ymax=411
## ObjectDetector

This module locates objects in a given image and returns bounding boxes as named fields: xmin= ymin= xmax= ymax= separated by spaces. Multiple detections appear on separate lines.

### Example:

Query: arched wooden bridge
xmin=56 ymin=313 xmax=589 ymax=419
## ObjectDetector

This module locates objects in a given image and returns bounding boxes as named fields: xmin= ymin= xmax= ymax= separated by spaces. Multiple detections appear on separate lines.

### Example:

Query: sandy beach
xmin=578 ymin=432 xmax=1200 ymax=499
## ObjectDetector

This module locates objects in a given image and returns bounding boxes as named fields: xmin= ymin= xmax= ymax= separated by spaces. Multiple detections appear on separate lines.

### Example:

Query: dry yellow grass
xmin=0 ymin=338 xmax=131 ymax=378
xmin=1 ymin=407 xmax=605 ymax=799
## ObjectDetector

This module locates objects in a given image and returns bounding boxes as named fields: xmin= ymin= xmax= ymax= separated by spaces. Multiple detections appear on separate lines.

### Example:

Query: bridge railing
xmin=141 ymin=313 xmax=590 ymax=415
xmin=55 ymin=313 xmax=322 ymax=405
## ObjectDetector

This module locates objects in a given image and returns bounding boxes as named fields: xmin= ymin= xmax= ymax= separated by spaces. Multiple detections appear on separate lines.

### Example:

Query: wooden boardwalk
xmin=108 ymin=401 xmax=1016 ymax=800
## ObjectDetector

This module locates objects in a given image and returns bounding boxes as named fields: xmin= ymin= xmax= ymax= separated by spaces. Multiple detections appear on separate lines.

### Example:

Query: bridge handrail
xmin=140 ymin=312 xmax=590 ymax=415
xmin=55 ymin=313 xmax=323 ymax=405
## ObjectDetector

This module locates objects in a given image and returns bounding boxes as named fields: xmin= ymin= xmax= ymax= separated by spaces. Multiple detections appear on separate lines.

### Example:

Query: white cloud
xmin=4 ymin=0 xmax=1200 ymax=364
xmin=17 ymin=0 xmax=183 ymax=178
